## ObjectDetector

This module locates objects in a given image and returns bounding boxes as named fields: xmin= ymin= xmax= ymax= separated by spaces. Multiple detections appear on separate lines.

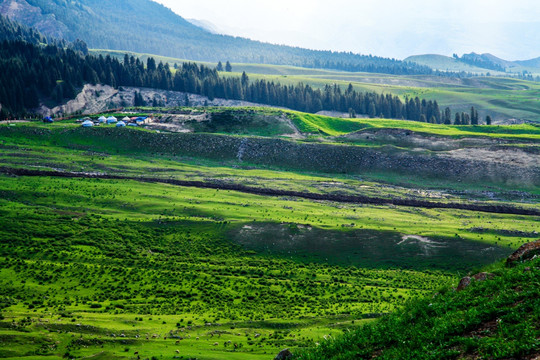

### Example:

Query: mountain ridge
xmin=406 ymin=52 xmax=540 ymax=75
xmin=0 ymin=0 xmax=435 ymax=75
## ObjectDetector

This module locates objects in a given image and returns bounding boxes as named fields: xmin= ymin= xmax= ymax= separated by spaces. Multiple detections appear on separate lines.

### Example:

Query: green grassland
xmin=298 ymin=257 xmax=540 ymax=360
xmin=92 ymin=48 xmax=540 ymax=123
xmin=0 ymin=115 xmax=538 ymax=359
xmin=404 ymin=54 xmax=501 ymax=74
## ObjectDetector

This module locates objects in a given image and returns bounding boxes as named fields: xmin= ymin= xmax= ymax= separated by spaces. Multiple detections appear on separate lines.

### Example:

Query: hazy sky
xmin=154 ymin=0 xmax=540 ymax=60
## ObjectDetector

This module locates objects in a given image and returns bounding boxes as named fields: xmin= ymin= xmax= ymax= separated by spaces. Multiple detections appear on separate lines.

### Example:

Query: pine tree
xmin=444 ymin=107 xmax=452 ymax=125
xmin=454 ymin=113 xmax=461 ymax=125
xmin=225 ymin=61 xmax=232 ymax=72
xmin=470 ymin=106 xmax=478 ymax=125
xmin=147 ymin=57 xmax=156 ymax=72
xmin=485 ymin=115 xmax=492 ymax=125
xmin=241 ymin=71 xmax=249 ymax=86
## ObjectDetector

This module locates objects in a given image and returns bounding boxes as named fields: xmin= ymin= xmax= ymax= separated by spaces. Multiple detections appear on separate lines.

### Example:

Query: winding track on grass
xmin=1 ymin=166 xmax=539 ymax=216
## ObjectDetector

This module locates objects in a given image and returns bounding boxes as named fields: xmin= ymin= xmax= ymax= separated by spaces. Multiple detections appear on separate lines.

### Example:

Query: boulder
xmin=457 ymin=276 xmax=472 ymax=291
xmin=275 ymin=348 xmax=293 ymax=360
xmin=506 ymin=240 xmax=540 ymax=267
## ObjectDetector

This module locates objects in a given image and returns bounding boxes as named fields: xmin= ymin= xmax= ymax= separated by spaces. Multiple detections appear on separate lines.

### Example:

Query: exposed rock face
xmin=457 ymin=276 xmax=472 ymax=291
xmin=274 ymin=348 xmax=293 ymax=360
xmin=0 ymin=0 xmax=69 ymax=38
xmin=37 ymin=85 xmax=275 ymax=117
xmin=506 ymin=239 xmax=540 ymax=267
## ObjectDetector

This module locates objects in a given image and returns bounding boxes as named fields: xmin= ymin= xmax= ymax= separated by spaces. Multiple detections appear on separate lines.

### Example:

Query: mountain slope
xmin=0 ymin=0 xmax=434 ymax=75
xmin=297 ymin=251 xmax=540 ymax=360
xmin=407 ymin=52 xmax=540 ymax=76
xmin=404 ymin=54 xmax=497 ymax=74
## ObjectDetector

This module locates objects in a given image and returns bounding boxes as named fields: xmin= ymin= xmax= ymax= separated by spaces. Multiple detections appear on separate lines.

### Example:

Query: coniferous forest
xmin=0 ymin=38 xmax=445 ymax=122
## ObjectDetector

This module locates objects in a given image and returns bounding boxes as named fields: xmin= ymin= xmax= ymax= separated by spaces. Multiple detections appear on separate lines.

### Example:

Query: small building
xmin=116 ymin=121 xmax=126 ymax=127
xmin=82 ymin=120 xmax=94 ymax=127
xmin=106 ymin=116 xmax=118 ymax=124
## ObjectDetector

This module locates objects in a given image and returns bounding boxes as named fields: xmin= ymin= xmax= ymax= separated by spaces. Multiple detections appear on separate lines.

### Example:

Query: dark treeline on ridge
xmin=1 ymin=38 xmax=449 ymax=123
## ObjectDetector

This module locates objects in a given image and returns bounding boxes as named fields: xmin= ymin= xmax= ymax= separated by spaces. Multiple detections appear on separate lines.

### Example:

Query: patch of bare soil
xmin=446 ymin=147 xmax=539 ymax=167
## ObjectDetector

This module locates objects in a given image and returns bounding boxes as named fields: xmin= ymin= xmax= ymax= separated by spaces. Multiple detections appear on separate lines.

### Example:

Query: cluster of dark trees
xmin=216 ymin=61 xmax=232 ymax=72
xmin=453 ymin=53 xmax=506 ymax=72
xmin=0 ymin=14 xmax=47 ymax=45
xmin=0 ymin=36 xmax=493 ymax=125
xmin=441 ymin=106 xmax=490 ymax=125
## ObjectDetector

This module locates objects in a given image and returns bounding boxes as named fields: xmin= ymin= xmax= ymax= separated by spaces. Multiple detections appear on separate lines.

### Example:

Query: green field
xmin=0 ymin=113 xmax=538 ymax=359
xmin=298 ymin=257 xmax=540 ymax=360
xmin=93 ymin=49 xmax=540 ymax=124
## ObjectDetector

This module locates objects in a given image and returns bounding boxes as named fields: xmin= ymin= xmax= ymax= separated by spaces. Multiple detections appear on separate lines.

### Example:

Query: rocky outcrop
xmin=506 ymin=240 xmax=540 ymax=267
xmin=38 ymin=85 xmax=276 ymax=117
xmin=457 ymin=276 xmax=472 ymax=291
xmin=274 ymin=348 xmax=293 ymax=360
xmin=457 ymin=272 xmax=495 ymax=291
xmin=0 ymin=0 xmax=68 ymax=38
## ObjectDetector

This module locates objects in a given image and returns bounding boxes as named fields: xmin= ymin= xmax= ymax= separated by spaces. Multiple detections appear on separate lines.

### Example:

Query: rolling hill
xmin=404 ymin=54 xmax=502 ymax=74
xmin=407 ymin=53 xmax=540 ymax=76
xmin=0 ymin=111 xmax=538 ymax=359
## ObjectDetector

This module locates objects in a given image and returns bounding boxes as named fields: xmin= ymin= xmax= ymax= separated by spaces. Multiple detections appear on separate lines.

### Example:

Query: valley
xmin=0 ymin=1 xmax=539 ymax=359
xmin=0 ymin=110 xmax=538 ymax=359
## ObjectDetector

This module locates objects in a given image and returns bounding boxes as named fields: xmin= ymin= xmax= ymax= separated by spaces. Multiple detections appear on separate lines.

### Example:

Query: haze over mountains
xmin=156 ymin=0 xmax=540 ymax=61
xmin=3 ymin=0 xmax=540 ymax=77
xmin=0 ymin=0 xmax=434 ymax=75
xmin=0 ymin=0 xmax=539 ymax=83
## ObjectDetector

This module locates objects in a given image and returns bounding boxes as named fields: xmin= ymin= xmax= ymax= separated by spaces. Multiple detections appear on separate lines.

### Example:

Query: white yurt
xmin=122 ymin=116 xmax=131 ymax=122
xmin=116 ymin=121 xmax=126 ymax=127
xmin=98 ymin=116 xmax=107 ymax=123
xmin=82 ymin=120 xmax=94 ymax=127
xmin=106 ymin=116 xmax=118 ymax=124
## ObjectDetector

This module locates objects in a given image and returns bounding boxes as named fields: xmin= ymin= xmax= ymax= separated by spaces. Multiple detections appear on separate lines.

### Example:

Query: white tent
xmin=98 ymin=116 xmax=107 ymax=123
xmin=82 ymin=120 xmax=94 ymax=127
xmin=106 ymin=116 xmax=118 ymax=124
xmin=116 ymin=121 xmax=126 ymax=127
xmin=122 ymin=116 xmax=131 ymax=122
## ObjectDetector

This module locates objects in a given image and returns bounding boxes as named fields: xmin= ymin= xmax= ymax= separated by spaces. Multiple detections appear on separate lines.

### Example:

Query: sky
xmin=154 ymin=0 xmax=540 ymax=60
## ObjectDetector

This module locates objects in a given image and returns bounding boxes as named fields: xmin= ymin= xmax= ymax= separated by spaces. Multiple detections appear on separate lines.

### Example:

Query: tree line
xmin=0 ymin=38 xmax=491 ymax=125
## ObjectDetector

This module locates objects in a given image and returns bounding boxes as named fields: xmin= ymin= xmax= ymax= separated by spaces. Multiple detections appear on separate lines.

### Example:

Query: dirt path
xmin=1 ymin=166 xmax=538 ymax=216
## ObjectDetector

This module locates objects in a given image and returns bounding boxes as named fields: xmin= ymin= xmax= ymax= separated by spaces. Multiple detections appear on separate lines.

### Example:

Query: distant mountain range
xmin=0 ymin=0 xmax=434 ymax=76
xmin=406 ymin=53 xmax=540 ymax=76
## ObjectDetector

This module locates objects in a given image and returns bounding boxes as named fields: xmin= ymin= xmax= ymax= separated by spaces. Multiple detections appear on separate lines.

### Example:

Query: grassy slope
xmin=405 ymin=54 xmax=504 ymax=74
xmin=297 ymin=258 xmax=540 ymax=360
xmin=0 ymin=118 xmax=538 ymax=359
xmin=92 ymin=49 xmax=540 ymax=123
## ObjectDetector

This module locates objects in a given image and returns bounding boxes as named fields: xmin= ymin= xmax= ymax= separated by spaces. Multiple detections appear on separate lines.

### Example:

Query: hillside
xmin=0 ymin=0 xmax=433 ymax=75
xmin=90 ymin=49 xmax=540 ymax=124
xmin=407 ymin=53 xmax=540 ymax=76
xmin=297 ymin=251 xmax=540 ymax=360
xmin=404 ymin=54 xmax=502 ymax=74
xmin=0 ymin=110 xmax=538 ymax=359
